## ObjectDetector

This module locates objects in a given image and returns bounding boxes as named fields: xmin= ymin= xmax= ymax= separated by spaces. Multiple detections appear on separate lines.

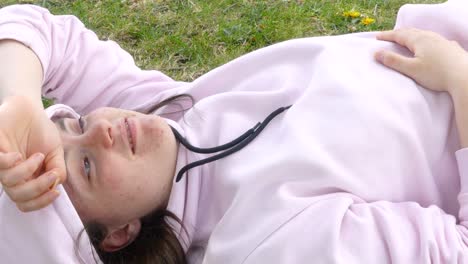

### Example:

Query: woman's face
xmin=55 ymin=107 xmax=178 ymax=228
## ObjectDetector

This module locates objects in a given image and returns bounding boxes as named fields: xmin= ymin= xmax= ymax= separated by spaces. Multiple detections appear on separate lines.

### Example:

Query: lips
xmin=124 ymin=118 xmax=136 ymax=154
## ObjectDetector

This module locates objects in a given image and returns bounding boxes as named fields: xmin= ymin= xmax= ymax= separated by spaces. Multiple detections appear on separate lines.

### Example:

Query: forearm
xmin=0 ymin=40 xmax=43 ymax=108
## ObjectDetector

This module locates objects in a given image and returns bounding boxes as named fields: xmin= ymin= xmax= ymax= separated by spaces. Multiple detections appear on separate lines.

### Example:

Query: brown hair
xmin=83 ymin=210 xmax=187 ymax=264
xmin=76 ymin=94 xmax=194 ymax=264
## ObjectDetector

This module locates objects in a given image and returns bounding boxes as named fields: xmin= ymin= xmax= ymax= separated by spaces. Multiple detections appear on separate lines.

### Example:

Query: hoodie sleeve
xmin=0 ymin=4 xmax=187 ymax=114
xmin=240 ymin=149 xmax=468 ymax=263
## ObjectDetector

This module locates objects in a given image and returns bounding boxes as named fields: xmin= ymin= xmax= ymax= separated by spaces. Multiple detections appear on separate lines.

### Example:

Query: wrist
xmin=448 ymin=77 xmax=468 ymax=100
xmin=0 ymin=96 xmax=34 ymax=155
xmin=0 ymin=93 xmax=44 ymax=110
xmin=447 ymin=54 xmax=468 ymax=96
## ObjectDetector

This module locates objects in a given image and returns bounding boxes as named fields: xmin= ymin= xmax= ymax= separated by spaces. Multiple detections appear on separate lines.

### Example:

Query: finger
xmin=44 ymin=146 xmax=67 ymax=184
xmin=375 ymin=50 xmax=418 ymax=76
xmin=5 ymin=171 xmax=58 ymax=203
xmin=0 ymin=153 xmax=44 ymax=187
xmin=16 ymin=189 xmax=60 ymax=212
xmin=0 ymin=152 xmax=22 ymax=169
xmin=376 ymin=28 xmax=422 ymax=53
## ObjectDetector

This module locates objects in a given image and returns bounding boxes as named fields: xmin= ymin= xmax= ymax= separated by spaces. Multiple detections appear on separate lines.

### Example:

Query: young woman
xmin=1 ymin=3 xmax=468 ymax=264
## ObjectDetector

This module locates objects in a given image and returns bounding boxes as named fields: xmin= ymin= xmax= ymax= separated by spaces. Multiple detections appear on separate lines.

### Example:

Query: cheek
xmin=99 ymin=156 xmax=125 ymax=191
xmin=100 ymin=160 xmax=144 ymax=200
xmin=101 ymin=165 xmax=126 ymax=193
xmin=153 ymin=129 xmax=164 ymax=148
xmin=141 ymin=116 xmax=166 ymax=150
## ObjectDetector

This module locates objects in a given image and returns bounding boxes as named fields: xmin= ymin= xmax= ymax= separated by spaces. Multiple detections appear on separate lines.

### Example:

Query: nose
xmin=85 ymin=120 xmax=113 ymax=148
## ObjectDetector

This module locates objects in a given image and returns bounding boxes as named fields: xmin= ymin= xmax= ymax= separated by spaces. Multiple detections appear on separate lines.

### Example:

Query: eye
xmin=83 ymin=156 xmax=91 ymax=179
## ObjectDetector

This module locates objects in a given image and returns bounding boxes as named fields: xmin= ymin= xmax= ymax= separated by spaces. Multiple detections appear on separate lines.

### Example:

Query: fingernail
xmin=34 ymin=153 xmax=44 ymax=162
xmin=13 ymin=153 xmax=22 ymax=163
xmin=48 ymin=173 xmax=58 ymax=190
xmin=52 ymin=177 xmax=60 ymax=190
xmin=375 ymin=51 xmax=384 ymax=62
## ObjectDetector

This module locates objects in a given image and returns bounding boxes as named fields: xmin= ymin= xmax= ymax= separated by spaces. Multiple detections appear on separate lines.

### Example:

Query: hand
xmin=375 ymin=28 xmax=468 ymax=95
xmin=0 ymin=152 xmax=60 ymax=211
xmin=0 ymin=96 xmax=66 ymax=212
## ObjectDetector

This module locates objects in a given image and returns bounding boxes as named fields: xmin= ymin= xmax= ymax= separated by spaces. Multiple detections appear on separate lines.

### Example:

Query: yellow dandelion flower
xmin=343 ymin=10 xmax=361 ymax=18
xmin=349 ymin=11 xmax=361 ymax=18
xmin=361 ymin=17 xmax=375 ymax=25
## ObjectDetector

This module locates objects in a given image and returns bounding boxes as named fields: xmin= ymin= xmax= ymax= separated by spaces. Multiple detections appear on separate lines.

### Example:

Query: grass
xmin=1 ymin=0 xmax=444 ymax=83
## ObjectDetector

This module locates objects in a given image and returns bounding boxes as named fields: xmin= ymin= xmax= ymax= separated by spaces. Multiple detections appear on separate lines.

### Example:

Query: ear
xmin=101 ymin=219 xmax=142 ymax=252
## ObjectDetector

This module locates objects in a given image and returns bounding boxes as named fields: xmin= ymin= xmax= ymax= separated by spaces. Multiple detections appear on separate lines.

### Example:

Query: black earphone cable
xmin=172 ymin=105 xmax=292 ymax=182
xmin=171 ymin=123 xmax=261 ymax=154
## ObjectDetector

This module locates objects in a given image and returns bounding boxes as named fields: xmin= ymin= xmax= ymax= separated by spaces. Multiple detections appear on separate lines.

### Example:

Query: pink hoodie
xmin=1 ymin=1 xmax=468 ymax=263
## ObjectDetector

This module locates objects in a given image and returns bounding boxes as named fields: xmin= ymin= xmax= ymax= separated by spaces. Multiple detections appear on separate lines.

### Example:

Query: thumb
xmin=375 ymin=50 xmax=417 ymax=76
xmin=44 ymin=146 xmax=67 ymax=185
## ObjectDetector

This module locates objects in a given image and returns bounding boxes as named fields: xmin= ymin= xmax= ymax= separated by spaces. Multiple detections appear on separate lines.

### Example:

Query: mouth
xmin=124 ymin=118 xmax=136 ymax=154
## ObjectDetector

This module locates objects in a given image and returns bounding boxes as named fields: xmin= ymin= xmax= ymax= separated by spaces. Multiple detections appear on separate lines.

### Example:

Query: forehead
xmin=54 ymin=117 xmax=76 ymax=187
xmin=54 ymin=116 xmax=96 ymax=221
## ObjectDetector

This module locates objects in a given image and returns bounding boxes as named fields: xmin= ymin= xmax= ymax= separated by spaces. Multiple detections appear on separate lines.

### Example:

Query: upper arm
xmin=0 ymin=4 xmax=186 ymax=113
